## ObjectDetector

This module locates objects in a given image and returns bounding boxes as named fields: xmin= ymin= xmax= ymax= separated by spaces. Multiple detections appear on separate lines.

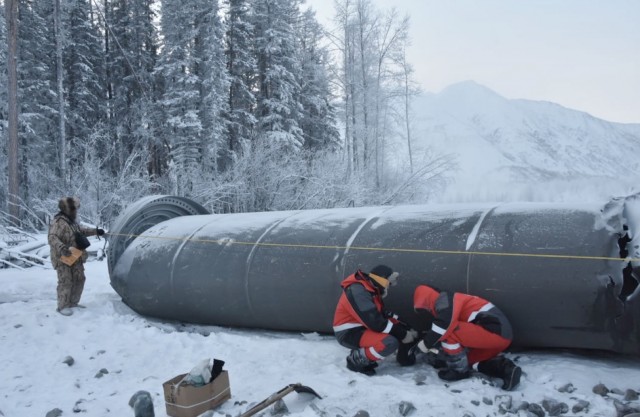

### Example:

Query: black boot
xmin=346 ymin=349 xmax=377 ymax=376
xmin=477 ymin=356 xmax=506 ymax=378
xmin=438 ymin=368 xmax=471 ymax=381
xmin=500 ymin=358 xmax=522 ymax=391
xmin=438 ymin=349 xmax=470 ymax=382
xmin=425 ymin=350 xmax=448 ymax=369
xmin=478 ymin=356 xmax=521 ymax=390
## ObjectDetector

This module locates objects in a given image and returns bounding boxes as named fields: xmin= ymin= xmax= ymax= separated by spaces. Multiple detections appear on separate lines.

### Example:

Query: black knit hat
xmin=369 ymin=265 xmax=393 ymax=279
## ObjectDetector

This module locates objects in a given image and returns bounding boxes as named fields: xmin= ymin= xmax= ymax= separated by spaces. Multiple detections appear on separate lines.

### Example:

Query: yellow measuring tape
xmin=107 ymin=232 xmax=640 ymax=263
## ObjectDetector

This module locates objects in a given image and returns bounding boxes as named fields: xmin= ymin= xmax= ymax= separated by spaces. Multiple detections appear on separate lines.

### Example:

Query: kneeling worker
xmin=333 ymin=265 xmax=417 ymax=375
xmin=413 ymin=285 xmax=522 ymax=390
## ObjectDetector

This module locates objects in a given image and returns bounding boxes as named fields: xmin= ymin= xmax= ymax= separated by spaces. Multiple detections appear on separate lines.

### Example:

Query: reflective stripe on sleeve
xmin=431 ymin=323 xmax=447 ymax=335
xmin=369 ymin=346 xmax=384 ymax=360
xmin=382 ymin=320 xmax=394 ymax=334
xmin=467 ymin=303 xmax=494 ymax=322
xmin=333 ymin=322 xmax=363 ymax=332
xmin=441 ymin=341 xmax=461 ymax=350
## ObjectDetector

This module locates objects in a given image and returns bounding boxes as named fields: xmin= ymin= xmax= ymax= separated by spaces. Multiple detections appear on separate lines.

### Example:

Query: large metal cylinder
xmin=108 ymin=195 xmax=640 ymax=355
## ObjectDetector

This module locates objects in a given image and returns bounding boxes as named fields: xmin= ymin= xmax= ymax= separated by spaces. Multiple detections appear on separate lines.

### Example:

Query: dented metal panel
xmin=108 ymin=195 xmax=640 ymax=355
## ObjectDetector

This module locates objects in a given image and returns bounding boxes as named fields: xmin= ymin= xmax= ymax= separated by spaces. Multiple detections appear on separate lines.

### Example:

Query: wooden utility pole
xmin=5 ymin=0 xmax=20 ymax=225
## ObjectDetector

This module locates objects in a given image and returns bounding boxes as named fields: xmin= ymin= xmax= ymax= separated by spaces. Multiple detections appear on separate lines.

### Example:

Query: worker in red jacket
xmin=333 ymin=265 xmax=418 ymax=375
xmin=413 ymin=285 xmax=522 ymax=390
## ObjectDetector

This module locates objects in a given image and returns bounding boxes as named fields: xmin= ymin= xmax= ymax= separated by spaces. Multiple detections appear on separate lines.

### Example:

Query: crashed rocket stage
xmin=107 ymin=195 xmax=640 ymax=355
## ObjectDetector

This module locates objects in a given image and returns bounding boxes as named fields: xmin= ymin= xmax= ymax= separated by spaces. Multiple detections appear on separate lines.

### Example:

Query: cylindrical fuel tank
xmin=108 ymin=195 xmax=640 ymax=354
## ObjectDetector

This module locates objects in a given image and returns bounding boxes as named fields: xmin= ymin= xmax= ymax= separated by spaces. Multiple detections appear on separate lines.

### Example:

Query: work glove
xmin=389 ymin=323 xmax=408 ymax=341
xmin=96 ymin=228 xmax=106 ymax=236
xmin=61 ymin=247 xmax=72 ymax=257
xmin=402 ymin=329 xmax=419 ymax=344
xmin=416 ymin=340 xmax=428 ymax=353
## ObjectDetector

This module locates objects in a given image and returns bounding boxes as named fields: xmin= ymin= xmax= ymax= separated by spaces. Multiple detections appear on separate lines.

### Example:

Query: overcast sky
xmin=305 ymin=0 xmax=640 ymax=124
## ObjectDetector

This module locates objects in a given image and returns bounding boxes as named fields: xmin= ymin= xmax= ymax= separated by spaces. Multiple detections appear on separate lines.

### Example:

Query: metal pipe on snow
xmin=107 ymin=195 xmax=640 ymax=355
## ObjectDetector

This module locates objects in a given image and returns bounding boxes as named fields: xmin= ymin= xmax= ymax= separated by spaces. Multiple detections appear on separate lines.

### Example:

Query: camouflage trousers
xmin=56 ymin=263 xmax=86 ymax=310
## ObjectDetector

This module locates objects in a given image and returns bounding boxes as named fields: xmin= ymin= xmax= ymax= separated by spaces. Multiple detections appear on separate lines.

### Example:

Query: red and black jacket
xmin=333 ymin=270 xmax=404 ymax=338
xmin=414 ymin=285 xmax=499 ymax=347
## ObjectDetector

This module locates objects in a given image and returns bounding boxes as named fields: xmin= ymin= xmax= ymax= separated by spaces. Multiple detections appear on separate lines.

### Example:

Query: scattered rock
xmin=271 ymin=399 xmax=288 ymax=415
xmin=593 ymin=383 xmax=610 ymax=396
xmin=527 ymin=403 xmax=545 ymax=417
xmin=614 ymin=399 xmax=640 ymax=417
xmin=572 ymin=399 xmax=589 ymax=414
xmin=495 ymin=395 xmax=513 ymax=414
xmin=352 ymin=411 xmax=369 ymax=417
xmin=62 ymin=356 xmax=74 ymax=366
xmin=99 ymin=368 xmax=109 ymax=374
xmin=96 ymin=350 xmax=106 ymax=355
xmin=45 ymin=408 xmax=63 ymax=417
xmin=129 ymin=391 xmax=152 ymax=408
xmin=451 ymin=389 xmax=462 ymax=394
xmin=234 ymin=401 xmax=248 ymax=406
xmin=73 ymin=399 xmax=86 ymax=413
xmin=626 ymin=390 xmax=640 ymax=401
xmin=413 ymin=373 xmax=427 ymax=386
xmin=95 ymin=372 xmax=104 ymax=378
xmin=557 ymin=383 xmax=576 ymax=393
xmin=308 ymin=403 xmax=327 ymax=417
xmin=612 ymin=388 xmax=626 ymax=396
xmin=482 ymin=397 xmax=493 ymax=406
xmin=398 ymin=401 xmax=416 ymax=416
xmin=461 ymin=412 xmax=475 ymax=417
xmin=14 ymin=324 xmax=22 ymax=328
xmin=132 ymin=391 xmax=154 ymax=417
xmin=514 ymin=401 xmax=530 ymax=412
xmin=542 ymin=399 xmax=568 ymax=416
xmin=470 ymin=400 xmax=480 ymax=407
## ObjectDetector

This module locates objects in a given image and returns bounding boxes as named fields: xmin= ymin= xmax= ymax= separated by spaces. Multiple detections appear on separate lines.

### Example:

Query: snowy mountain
xmin=411 ymin=81 xmax=640 ymax=202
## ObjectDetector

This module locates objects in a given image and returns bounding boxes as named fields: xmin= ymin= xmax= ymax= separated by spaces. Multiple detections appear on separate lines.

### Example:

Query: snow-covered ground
xmin=1 ymin=258 xmax=639 ymax=417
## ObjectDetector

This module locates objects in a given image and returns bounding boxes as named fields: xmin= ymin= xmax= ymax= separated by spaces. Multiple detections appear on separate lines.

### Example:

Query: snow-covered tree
xmin=18 ymin=0 xmax=59 ymax=204
xmin=295 ymin=9 xmax=339 ymax=151
xmin=223 ymin=0 xmax=256 ymax=169
xmin=64 ymin=0 xmax=106 ymax=154
xmin=193 ymin=0 xmax=229 ymax=175
xmin=0 ymin=3 xmax=8 ymax=209
xmin=330 ymin=0 xmax=410 ymax=187
xmin=252 ymin=0 xmax=303 ymax=149
xmin=105 ymin=0 xmax=158 ymax=175
xmin=156 ymin=0 xmax=204 ymax=196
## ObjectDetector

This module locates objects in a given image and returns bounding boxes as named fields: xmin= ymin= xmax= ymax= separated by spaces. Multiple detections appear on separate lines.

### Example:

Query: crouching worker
xmin=333 ymin=265 xmax=418 ymax=375
xmin=413 ymin=285 xmax=522 ymax=390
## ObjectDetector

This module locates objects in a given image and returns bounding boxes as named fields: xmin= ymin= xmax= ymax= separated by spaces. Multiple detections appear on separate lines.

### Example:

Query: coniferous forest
xmin=1 ymin=0 xmax=451 ymax=229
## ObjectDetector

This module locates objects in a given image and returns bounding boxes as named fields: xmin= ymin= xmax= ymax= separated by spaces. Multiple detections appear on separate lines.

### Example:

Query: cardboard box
xmin=60 ymin=247 xmax=83 ymax=266
xmin=163 ymin=371 xmax=231 ymax=417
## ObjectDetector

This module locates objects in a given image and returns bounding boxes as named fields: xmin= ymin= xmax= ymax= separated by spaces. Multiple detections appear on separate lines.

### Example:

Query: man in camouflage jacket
xmin=48 ymin=197 xmax=105 ymax=316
